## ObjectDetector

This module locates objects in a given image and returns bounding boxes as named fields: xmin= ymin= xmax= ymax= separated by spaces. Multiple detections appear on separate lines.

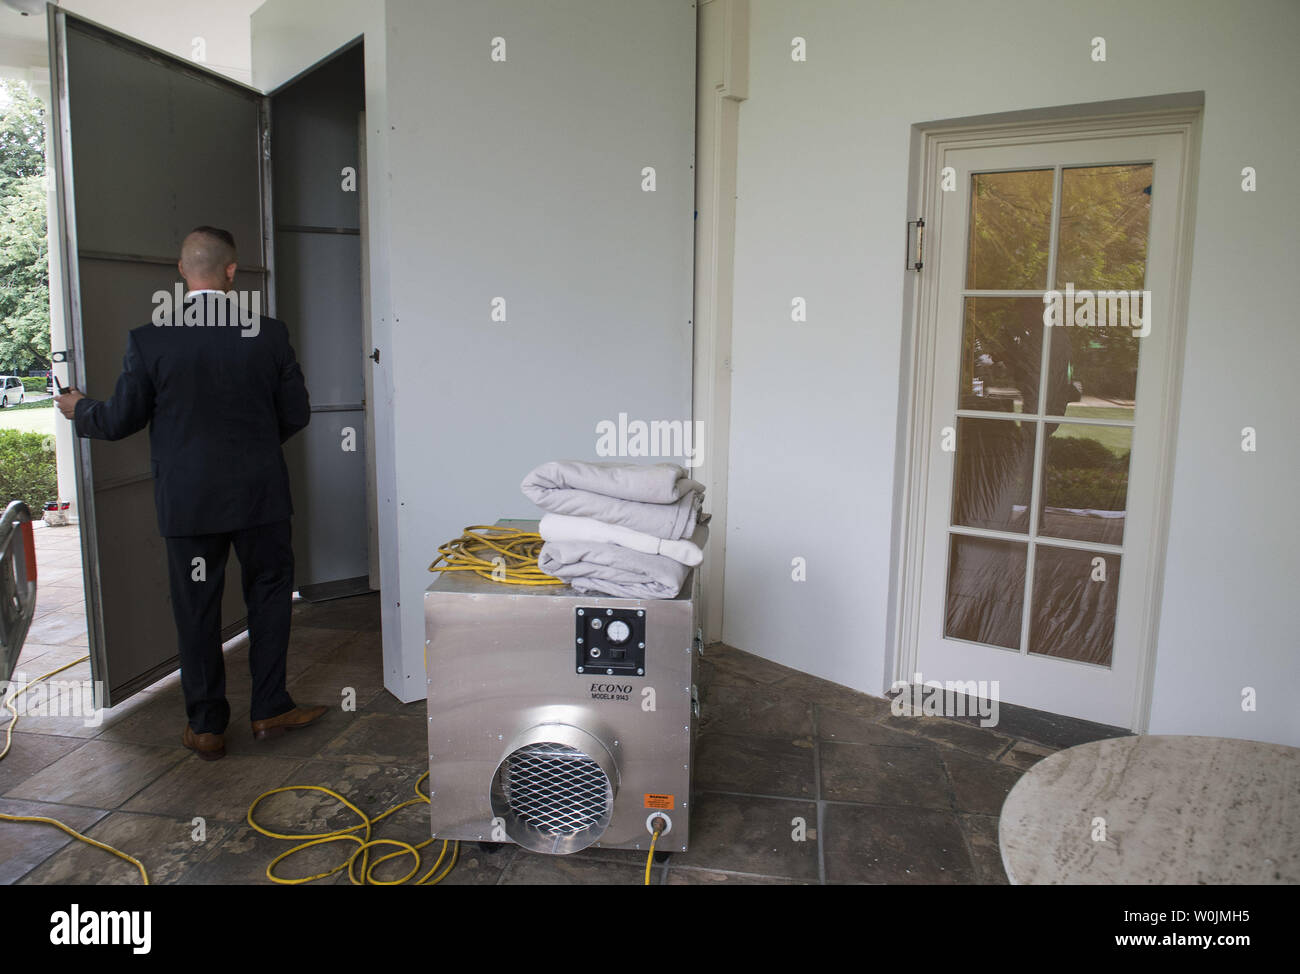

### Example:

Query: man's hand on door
xmin=54 ymin=388 xmax=85 ymax=419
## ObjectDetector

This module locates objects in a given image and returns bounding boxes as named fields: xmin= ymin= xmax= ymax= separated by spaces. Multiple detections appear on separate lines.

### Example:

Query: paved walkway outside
xmin=13 ymin=522 xmax=89 ymax=683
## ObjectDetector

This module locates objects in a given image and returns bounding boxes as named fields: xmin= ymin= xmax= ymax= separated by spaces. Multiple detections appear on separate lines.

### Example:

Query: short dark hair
xmin=189 ymin=225 xmax=236 ymax=252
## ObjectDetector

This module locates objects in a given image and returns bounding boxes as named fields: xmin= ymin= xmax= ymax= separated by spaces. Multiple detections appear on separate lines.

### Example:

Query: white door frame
xmin=693 ymin=0 xmax=749 ymax=644
xmin=891 ymin=107 xmax=1202 ymax=731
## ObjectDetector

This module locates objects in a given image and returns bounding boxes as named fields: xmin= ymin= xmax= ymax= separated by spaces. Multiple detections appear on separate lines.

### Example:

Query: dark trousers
xmin=164 ymin=519 xmax=296 ymax=734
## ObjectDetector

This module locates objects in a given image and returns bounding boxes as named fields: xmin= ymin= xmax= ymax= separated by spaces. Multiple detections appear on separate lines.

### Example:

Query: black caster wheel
xmin=653 ymin=850 xmax=672 ymax=864
xmin=476 ymin=841 xmax=506 ymax=854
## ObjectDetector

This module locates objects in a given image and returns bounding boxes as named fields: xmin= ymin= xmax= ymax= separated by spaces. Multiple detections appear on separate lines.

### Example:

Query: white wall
xmin=382 ymin=0 xmax=696 ymax=701
xmin=255 ymin=0 xmax=696 ymax=703
xmin=723 ymin=0 xmax=1300 ymax=746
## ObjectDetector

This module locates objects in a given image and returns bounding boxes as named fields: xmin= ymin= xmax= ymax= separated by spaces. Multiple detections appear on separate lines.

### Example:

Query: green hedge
xmin=1044 ymin=467 xmax=1129 ymax=510
xmin=20 ymin=377 xmax=47 ymax=392
xmin=1043 ymin=434 xmax=1130 ymax=510
xmin=1047 ymin=435 xmax=1126 ymax=470
xmin=0 ymin=428 xmax=57 ymax=511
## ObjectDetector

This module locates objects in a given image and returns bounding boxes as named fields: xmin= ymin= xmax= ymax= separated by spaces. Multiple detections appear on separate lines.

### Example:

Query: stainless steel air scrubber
xmin=424 ymin=524 xmax=699 ymax=855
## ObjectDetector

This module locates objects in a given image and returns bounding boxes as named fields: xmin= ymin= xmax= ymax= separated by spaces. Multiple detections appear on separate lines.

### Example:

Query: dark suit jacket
xmin=73 ymin=293 xmax=311 ymax=537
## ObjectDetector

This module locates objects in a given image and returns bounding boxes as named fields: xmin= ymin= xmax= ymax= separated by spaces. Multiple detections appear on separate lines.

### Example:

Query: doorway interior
xmin=45 ymin=10 xmax=375 ymax=710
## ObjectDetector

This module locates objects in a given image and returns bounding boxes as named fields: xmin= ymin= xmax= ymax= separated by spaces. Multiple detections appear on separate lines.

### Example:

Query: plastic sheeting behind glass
xmin=944 ymin=536 xmax=1026 ymax=650
xmin=951 ymin=418 xmax=1035 ymax=533
xmin=1029 ymin=546 xmax=1121 ymax=665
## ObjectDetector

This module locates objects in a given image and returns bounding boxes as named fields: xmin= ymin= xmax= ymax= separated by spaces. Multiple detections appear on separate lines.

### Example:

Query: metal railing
xmin=0 ymin=501 xmax=38 ymax=686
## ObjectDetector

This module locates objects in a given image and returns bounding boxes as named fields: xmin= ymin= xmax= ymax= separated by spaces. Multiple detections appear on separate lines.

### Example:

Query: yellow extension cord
xmin=247 ymin=774 xmax=459 ymax=885
xmin=2 ymin=525 xmax=663 ymax=886
xmin=428 ymin=525 xmax=562 ymax=586
xmin=645 ymin=829 xmax=661 ymax=885
xmin=0 ymin=653 xmax=460 ymax=885
xmin=0 ymin=654 xmax=151 ymax=884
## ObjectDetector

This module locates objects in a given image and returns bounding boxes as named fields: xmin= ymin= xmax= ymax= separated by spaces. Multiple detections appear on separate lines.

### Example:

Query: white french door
xmin=909 ymin=122 xmax=1193 ymax=728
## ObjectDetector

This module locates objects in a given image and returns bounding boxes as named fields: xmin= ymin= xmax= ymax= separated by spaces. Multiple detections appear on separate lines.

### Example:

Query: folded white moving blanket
xmin=521 ymin=460 xmax=704 ymax=540
xmin=539 ymin=513 xmax=704 ymax=567
xmin=538 ymin=525 xmax=708 ymax=599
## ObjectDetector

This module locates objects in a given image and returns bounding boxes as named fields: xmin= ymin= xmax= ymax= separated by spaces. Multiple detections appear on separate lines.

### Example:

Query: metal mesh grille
xmin=502 ymin=742 xmax=610 ymax=837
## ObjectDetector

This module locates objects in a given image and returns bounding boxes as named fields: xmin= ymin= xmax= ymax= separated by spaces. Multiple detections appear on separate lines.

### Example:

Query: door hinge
xmin=906 ymin=217 xmax=924 ymax=272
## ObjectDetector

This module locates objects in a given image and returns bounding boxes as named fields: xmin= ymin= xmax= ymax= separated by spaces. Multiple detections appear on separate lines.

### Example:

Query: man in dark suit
xmin=54 ymin=226 xmax=326 ymax=761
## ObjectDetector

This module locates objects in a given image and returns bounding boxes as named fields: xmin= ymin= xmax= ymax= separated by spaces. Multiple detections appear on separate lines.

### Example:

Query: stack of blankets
xmin=521 ymin=460 xmax=707 ymax=599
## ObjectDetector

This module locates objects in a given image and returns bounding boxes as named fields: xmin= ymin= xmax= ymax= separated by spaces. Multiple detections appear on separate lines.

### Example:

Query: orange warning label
xmin=643 ymin=793 xmax=675 ymax=810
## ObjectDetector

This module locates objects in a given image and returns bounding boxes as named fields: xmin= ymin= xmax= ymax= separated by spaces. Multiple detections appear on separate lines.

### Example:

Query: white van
xmin=0 ymin=376 xmax=26 ymax=407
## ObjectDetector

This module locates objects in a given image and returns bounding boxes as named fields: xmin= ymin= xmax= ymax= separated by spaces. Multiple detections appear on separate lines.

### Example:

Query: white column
xmin=30 ymin=76 xmax=78 ymax=524
xmin=693 ymin=0 xmax=748 ymax=642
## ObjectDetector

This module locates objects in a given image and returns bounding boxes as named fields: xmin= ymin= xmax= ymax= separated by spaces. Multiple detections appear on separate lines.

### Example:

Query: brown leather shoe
xmin=182 ymin=725 xmax=226 ymax=761
xmin=251 ymin=705 xmax=328 ymax=740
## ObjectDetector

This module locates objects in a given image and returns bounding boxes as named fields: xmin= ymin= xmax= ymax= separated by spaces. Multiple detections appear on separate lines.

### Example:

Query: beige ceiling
xmin=0 ymin=0 xmax=265 ymax=86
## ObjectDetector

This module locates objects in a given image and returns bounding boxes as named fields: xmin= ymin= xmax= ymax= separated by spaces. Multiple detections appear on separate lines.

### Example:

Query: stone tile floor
xmin=1 ymin=523 xmax=1129 ymax=884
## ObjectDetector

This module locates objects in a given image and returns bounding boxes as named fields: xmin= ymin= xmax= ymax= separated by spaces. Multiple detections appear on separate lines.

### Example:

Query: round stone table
xmin=999 ymin=735 xmax=1299 ymax=884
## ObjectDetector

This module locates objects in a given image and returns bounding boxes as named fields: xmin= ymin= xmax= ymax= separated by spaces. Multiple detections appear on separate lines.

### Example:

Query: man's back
xmin=58 ymin=227 xmax=327 ymax=757
xmin=74 ymin=293 xmax=311 ymax=536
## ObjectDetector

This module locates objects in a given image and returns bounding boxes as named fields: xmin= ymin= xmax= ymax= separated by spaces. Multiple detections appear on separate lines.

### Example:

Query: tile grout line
xmin=936 ymin=747 xmax=983 ymax=883
xmin=812 ymin=703 xmax=826 ymax=885
xmin=493 ymin=846 xmax=519 ymax=885
xmin=667 ymin=863 xmax=811 ymax=884
xmin=696 ymin=787 xmax=949 ymax=814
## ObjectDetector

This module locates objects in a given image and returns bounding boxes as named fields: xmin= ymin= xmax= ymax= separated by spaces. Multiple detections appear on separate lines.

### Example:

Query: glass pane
xmin=1055 ymin=164 xmax=1153 ymax=291
xmin=959 ymin=298 xmax=1042 ymax=412
xmin=1045 ymin=323 xmax=1141 ymax=417
xmin=945 ymin=535 xmax=1026 ymax=650
xmin=952 ymin=418 xmax=1036 ymax=533
xmin=1029 ymin=545 xmax=1121 ymax=665
xmin=966 ymin=169 xmax=1054 ymax=290
xmin=1039 ymin=423 xmax=1131 ymax=545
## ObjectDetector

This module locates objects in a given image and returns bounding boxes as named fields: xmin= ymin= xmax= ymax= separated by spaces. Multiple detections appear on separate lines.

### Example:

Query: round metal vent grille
xmin=500 ymin=742 xmax=611 ymax=837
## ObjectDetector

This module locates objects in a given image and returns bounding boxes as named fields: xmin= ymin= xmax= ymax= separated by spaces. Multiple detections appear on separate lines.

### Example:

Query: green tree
xmin=0 ymin=174 xmax=49 ymax=370
xmin=0 ymin=79 xmax=45 ymax=187
xmin=0 ymin=79 xmax=49 ymax=372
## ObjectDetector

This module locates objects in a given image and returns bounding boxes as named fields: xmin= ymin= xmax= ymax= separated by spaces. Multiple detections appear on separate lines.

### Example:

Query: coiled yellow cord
xmin=0 ymin=654 xmax=151 ymax=884
xmin=429 ymin=525 xmax=561 ymax=586
xmin=246 ymin=771 xmax=459 ymax=884
xmin=1 ymin=655 xmax=461 ymax=886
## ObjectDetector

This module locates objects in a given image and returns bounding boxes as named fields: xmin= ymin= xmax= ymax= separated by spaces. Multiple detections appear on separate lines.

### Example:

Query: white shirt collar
xmin=184 ymin=288 xmax=228 ymax=299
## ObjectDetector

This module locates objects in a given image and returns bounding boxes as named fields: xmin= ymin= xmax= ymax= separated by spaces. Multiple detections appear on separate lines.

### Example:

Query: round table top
xmin=999 ymin=734 xmax=1299 ymax=884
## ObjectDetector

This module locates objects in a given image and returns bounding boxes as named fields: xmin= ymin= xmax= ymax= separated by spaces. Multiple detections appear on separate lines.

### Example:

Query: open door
xmin=268 ymin=42 xmax=371 ymax=602
xmin=47 ymin=10 xmax=270 ymax=706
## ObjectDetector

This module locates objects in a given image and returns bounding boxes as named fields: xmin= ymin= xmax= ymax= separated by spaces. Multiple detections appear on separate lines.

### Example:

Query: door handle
xmin=50 ymin=350 xmax=70 ymax=393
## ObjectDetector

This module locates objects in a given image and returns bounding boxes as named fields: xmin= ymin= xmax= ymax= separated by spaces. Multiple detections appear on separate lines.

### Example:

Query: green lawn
xmin=1053 ymin=404 xmax=1135 ymax=456
xmin=0 ymin=399 xmax=56 ymax=435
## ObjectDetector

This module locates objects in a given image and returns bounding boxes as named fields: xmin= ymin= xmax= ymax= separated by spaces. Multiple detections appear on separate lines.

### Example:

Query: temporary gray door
xmin=48 ymin=11 xmax=269 ymax=706
xmin=269 ymin=43 xmax=370 ymax=600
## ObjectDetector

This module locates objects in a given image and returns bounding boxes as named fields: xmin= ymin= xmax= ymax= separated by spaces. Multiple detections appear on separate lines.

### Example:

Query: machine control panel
xmin=575 ymin=606 xmax=646 ymax=676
